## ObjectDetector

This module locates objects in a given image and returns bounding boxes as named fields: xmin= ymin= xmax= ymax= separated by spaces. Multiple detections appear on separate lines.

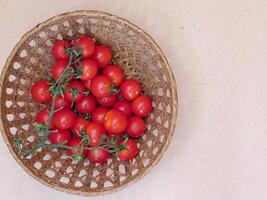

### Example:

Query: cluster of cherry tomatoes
xmin=30 ymin=35 xmax=152 ymax=163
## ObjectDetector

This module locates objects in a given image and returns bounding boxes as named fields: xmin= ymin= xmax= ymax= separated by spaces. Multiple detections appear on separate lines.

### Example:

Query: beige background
xmin=1 ymin=0 xmax=267 ymax=199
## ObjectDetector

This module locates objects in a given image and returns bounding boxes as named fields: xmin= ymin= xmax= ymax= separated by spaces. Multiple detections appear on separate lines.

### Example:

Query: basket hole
xmin=160 ymin=135 xmax=165 ymax=143
xmin=164 ymin=120 xmax=169 ymax=129
xmin=119 ymin=176 xmax=126 ymax=182
xmin=55 ymin=161 xmax=62 ymax=167
xmin=50 ymin=24 xmax=58 ymax=31
xmin=20 ymin=79 xmax=27 ymax=85
xmin=163 ymin=74 xmax=167 ymax=82
xmin=139 ymin=38 xmax=146 ymax=45
xmin=18 ymin=90 xmax=25 ymax=96
xmin=34 ymin=162 xmax=42 ymax=169
xmin=104 ymin=181 xmax=113 ymax=188
xmin=74 ymin=181 xmax=83 ymax=187
xmin=60 ymin=154 xmax=68 ymax=160
xmin=142 ymin=134 xmax=147 ymax=140
xmin=13 ymin=62 xmax=21 ymax=69
xmin=63 ymin=21 xmax=70 ymax=26
xmin=45 ymin=39 xmax=53 ymax=46
xmin=7 ymin=114 xmax=14 ymax=121
xmin=10 ymin=127 xmax=17 ymax=135
xmin=153 ymin=147 xmax=159 ymax=155
xmin=22 ymin=124 xmax=29 ymax=131
xmin=147 ymin=124 xmax=151 ymax=130
xmin=19 ymin=112 xmax=26 ymax=119
xmin=43 ymin=154 xmax=51 ymax=161
xmin=17 ymin=101 xmax=25 ymax=107
xmin=67 ymin=30 xmax=73 ymax=36
xmin=166 ymin=104 xmax=171 ymax=113
xmin=20 ymin=50 xmax=27 ymax=57
xmin=89 ymin=18 xmax=97 ymax=24
xmin=153 ymin=129 xmax=159 ymax=137
xmin=158 ymin=88 xmax=164 ymax=96
xmin=78 ymin=27 xmax=85 ymax=34
xmin=131 ymin=168 xmax=139 ymax=176
xmin=156 ymin=116 xmax=162 ymax=124
xmin=8 ymin=75 xmax=16 ymax=82
xmin=79 ymin=169 xmax=87 ymax=177
xmin=27 ymin=136 xmax=34 ymax=142
xmin=83 ymin=159 xmax=89 ymax=166
xmin=146 ymin=140 xmax=153 ymax=147
xmin=6 ymin=88 xmax=13 ymax=94
xmin=116 ymin=24 xmax=123 ymax=30
xmin=92 ymin=169 xmax=100 ymax=177
xmin=119 ymin=164 xmax=126 ymax=174
xmin=149 ymin=113 xmax=154 ymax=119
xmin=142 ymin=159 xmax=150 ymax=167
xmin=103 ymin=21 xmax=111 ymax=26
xmin=128 ymin=30 xmax=135 ymax=36
xmin=90 ymin=181 xmax=97 ymax=188
xmin=139 ymin=150 xmax=144 ymax=157
xmin=25 ymin=67 xmax=31 ymax=74
xmin=158 ymin=102 xmax=163 ymax=110
xmin=106 ymin=168 xmax=113 ymax=177
xmin=5 ymin=100 xmax=13 ymax=108
xmin=71 ymin=159 xmax=78 ymax=165
xmin=45 ymin=170 xmax=55 ymax=178
xmin=66 ymin=167 xmax=73 ymax=174
xmin=37 ymin=47 xmax=44 ymax=54
xmin=39 ymin=31 xmax=46 ymax=37
xmin=30 ymin=57 xmax=37 ymax=63
xmin=76 ymin=18 xmax=84 ymax=24
xmin=59 ymin=177 xmax=69 ymax=184
xmin=166 ymin=89 xmax=171 ymax=97
xmin=152 ymin=101 xmax=156 ymax=108
xmin=56 ymin=34 xmax=63 ymax=40
xmin=29 ymin=40 xmax=36 ymax=47
xmin=158 ymin=61 xmax=163 ymax=69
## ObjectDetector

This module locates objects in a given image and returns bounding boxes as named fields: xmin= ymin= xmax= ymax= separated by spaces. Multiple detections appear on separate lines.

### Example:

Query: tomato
xmin=90 ymin=75 xmax=116 ymax=98
xmin=103 ymin=65 xmax=124 ymax=87
xmin=72 ymin=35 xmax=95 ymax=58
xmin=52 ymin=108 xmax=75 ymax=130
xmin=52 ymin=40 xmax=71 ymax=61
xmin=66 ymin=138 xmax=88 ymax=157
xmin=85 ymin=122 xmax=106 ymax=147
xmin=104 ymin=109 xmax=128 ymax=135
xmin=64 ymin=80 xmax=85 ymax=102
xmin=92 ymin=107 xmax=108 ymax=124
xmin=83 ymin=79 xmax=91 ymax=89
xmin=97 ymin=94 xmax=118 ymax=107
xmin=88 ymin=148 xmax=110 ymax=163
xmin=78 ymin=59 xmax=98 ymax=81
xmin=75 ymin=94 xmax=97 ymax=114
xmin=51 ymin=60 xmax=72 ymax=81
xmin=54 ymin=96 xmax=71 ymax=109
xmin=118 ymin=139 xmax=138 ymax=161
xmin=120 ymin=79 xmax=141 ymax=101
xmin=113 ymin=100 xmax=132 ymax=117
xmin=48 ymin=129 xmax=71 ymax=144
xmin=71 ymin=117 xmax=90 ymax=137
xmin=131 ymin=95 xmax=152 ymax=117
xmin=126 ymin=116 xmax=146 ymax=138
xmin=93 ymin=45 xmax=112 ymax=68
xmin=36 ymin=108 xmax=54 ymax=128
xmin=31 ymin=80 xmax=52 ymax=103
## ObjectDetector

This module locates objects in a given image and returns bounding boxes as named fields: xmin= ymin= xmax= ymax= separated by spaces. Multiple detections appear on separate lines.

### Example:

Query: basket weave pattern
xmin=0 ymin=11 xmax=177 ymax=196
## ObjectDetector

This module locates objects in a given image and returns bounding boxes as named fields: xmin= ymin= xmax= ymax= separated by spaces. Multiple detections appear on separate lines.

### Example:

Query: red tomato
xmin=88 ymin=148 xmax=110 ymax=163
xmin=97 ymin=94 xmax=118 ymax=107
xmin=48 ymin=129 xmax=71 ymax=144
xmin=52 ymin=108 xmax=75 ymax=130
xmin=118 ymin=139 xmax=138 ymax=161
xmin=54 ymin=96 xmax=70 ymax=109
xmin=90 ymin=75 xmax=116 ymax=98
xmin=36 ymin=108 xmax=54 ymax=128
xmin=126 ymin=116 xmax=146 ymax=138
xmin=85 ymin=122 xmax=106 ymax=147
xmin=93 ymin=45 xmax=112 ymax=68
xmin=66 ymin=138 xmax=88 ymax=157
xmin=79 ymin=59 xmax=98 ymax=81
xmin=113 ymin=100 xmax=132 ymax=117
xmin=75 ymin=94 xmax=97 ymax=114
xmin=131 ymin=95 xmax=152 ymax=117
xmin=64 ymin=80 xmax=85 ymax=102
xmin=104 ymin=109 xmax=128 ymax=135
xmin=92 ymin=107 xmax=108 ymax=124
xmin=31 ymin=80 xmax=52 ymax=103
xmin=52 ymin=40 xmax=71 ymax=61
xmin=72 ymin=35 xmax=95 ymax=58
xmin=120 ymin=79 xmax=141 ymax=101
xmin=83 ymin=79 xmax=91 ymax=89
xmin=51 ymin=60 xmax=70 ymax=81
xmin=103 ymin=65 xmax=124 ymax=87
xmin=71 ymin=117 xmax=90 ymax=137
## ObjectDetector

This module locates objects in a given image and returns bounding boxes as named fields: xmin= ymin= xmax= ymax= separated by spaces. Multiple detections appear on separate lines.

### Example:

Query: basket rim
xmin=0 ymin=10 xmax=178 ymax=196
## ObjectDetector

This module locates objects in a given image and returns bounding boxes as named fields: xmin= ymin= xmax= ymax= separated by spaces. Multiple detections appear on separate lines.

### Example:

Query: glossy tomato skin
xmin=48 ymin=129 xmax=71 ymax=144
xmin=71 ymin=117 xmax=90 ymax=137
xmin=54 ymin=96 xmax=71 ymax=109
xmin=90 ymin=75 xmax=114 ymax=98
xmin=120 ymin=79 xmax=141 ymax=101
xmin=51 ymin=60 xmax=70 ymax=81
xmin=92 ymin=107 xmax=108 ymax=124
xmin=79 ymin=59 xmax=98 ymax=81
xmin=88 ymin=148 xmax=110 ymax=163
xmin=52 ymin=108 xmax=75 ymax=130
xmin=97 ymin=93 xmax=118 ymax=107
xmin=67 ymin=138 xmax=88 ymax=157
xmin=103 ymin=65 xmax=124 ymax=87
xmin=52 ymin=40 xmax=71 ymax=61
xmin=131 ymin=95 xmax=152 ymax=117
xmin=36 ymin=108 xmax=54 ymax=128
xmin=75 ymin=94 xmax=97 ymax=114
xmin=93 ymin=45 xmax=112 ymax=68
xmin=31 ymin=80 xmax=52 ymax=104
xmin=118 ymin=139 xmax=138 ymax=161
xmin=113 ymin=100 xmax=132 ymax=117
xmin=72 ymin=36 xmax=95 ymax=58
xmin=104 ymin=109 xmax=128 ymax=135
xmin=64 ymin=80 xmax=86 ymax=102
xmin=126 ymin=116 xmax=146 ymax=138
xmin=85 ymin=122 xmax=106 ymax=147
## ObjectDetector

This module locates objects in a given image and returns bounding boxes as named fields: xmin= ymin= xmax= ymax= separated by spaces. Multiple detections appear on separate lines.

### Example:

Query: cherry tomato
xmin=93 ymin=45 xmax=112 ymax=68
xmin=66 ymin=138 xmax=88 ymax=157
xmin=103 ymin=65 xmax=124 ymax=87
xmin=36 ymin=108 xmax=54 ymax=128
xmin=54 ymin=96 xmax=71 ymax=109
xmin=72 ymin=35 xmax=95 ymax=58
xmin=88 ymin=148 xmax=110 ymax=163
xmin=48 ymin=129 xmax=71 ymax=144
xmin=52 ymin=40 xmax=71 ymax=61
xmin=104 ymin=109 xmax=128 ymax=135
xmin=75 ymin=94 xmax=97 ymax=114
xmin=92 ymin=107 xmax=108 ymax=124
xmin=52 ymin=108 xmax=75 ymax=130
xmin=113 ymin=100 xmax=132 ymax=117
xmin=131 ymin=95 xmax=152 ymax=117
xmin=64 ymin=80 xmax=85 ymax=102
xmin=71 ymin=117 xmax=90 ymax=137
xmin=97 ymin=94 xmax=118 ymax=107
xmin=31 ymin=80 xmax=52 ymax=103
xmin=51 ymin=60 xmax=72 ymax=81
xmin=120 ymin=79 xmax=141 ymax=101
xmin=85 ymin=122 xmax=106 ymax=147
xmin=78 ymin=59 xmax=98 ymax=81
xmin=118 ymin=139 xmax=138 ymax=161
xmin=90 ymin=75 xmax=116 ymax=98
xmin=83 ymin=79 xmax=91 ymax=89
xmin=126 ymin=116 xmax=146 ymax=138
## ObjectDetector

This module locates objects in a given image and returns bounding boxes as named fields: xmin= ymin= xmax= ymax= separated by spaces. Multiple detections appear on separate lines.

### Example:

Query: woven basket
xmin=0 ymin=10 xmax=177 ymax=196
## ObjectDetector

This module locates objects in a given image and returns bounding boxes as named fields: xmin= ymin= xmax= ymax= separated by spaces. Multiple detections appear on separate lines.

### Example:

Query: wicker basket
xmin=0 ymin=10 xmax=177 ymax=196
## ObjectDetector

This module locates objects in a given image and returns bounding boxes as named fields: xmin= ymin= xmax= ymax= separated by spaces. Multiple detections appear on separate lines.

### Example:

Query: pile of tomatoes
xmin=30 ymin=35 xmax=152 ymax=163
